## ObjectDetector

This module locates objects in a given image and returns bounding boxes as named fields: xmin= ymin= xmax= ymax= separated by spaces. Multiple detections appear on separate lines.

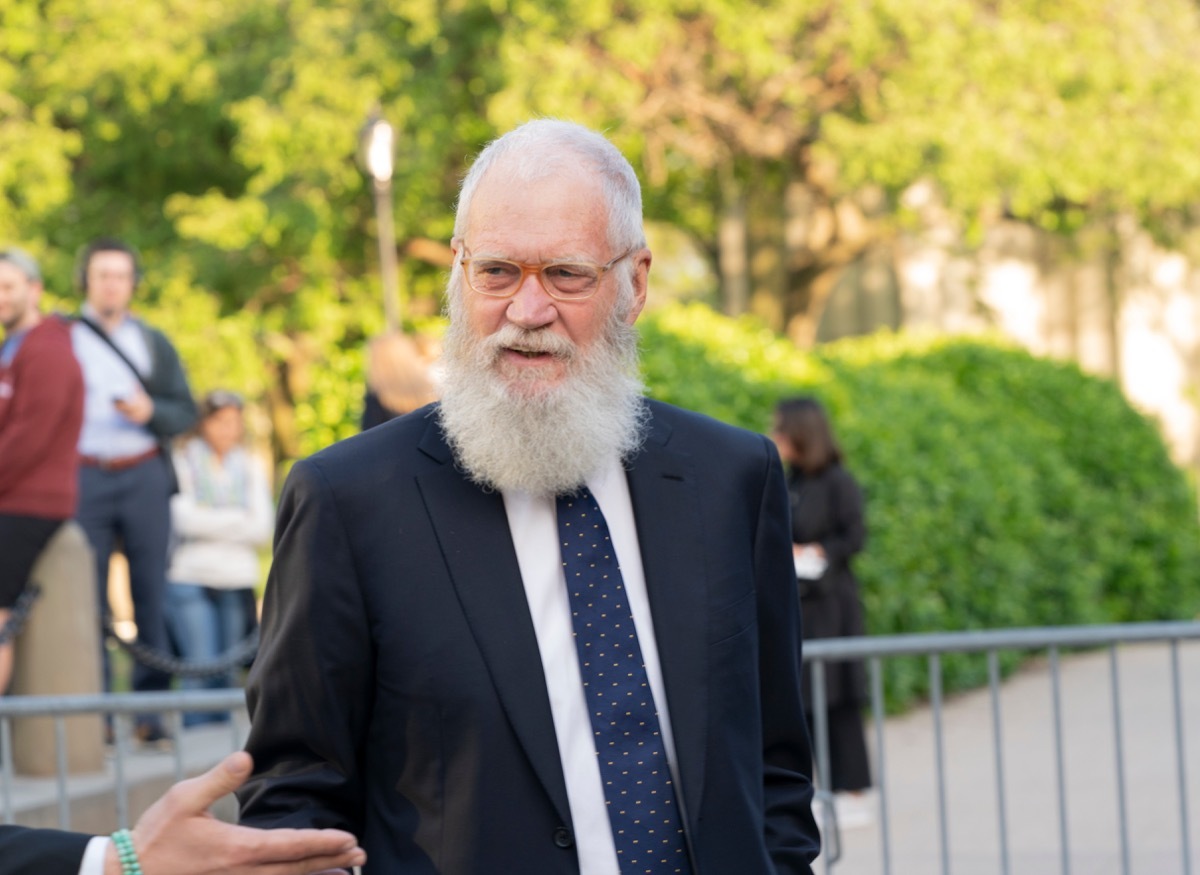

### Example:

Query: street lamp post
xmin=360 ymin=110 xmax=402 ymax=332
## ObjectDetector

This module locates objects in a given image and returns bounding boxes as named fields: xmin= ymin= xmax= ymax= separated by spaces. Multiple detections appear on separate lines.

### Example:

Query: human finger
xmin=255 ymin=849 xmax=362 ymax=873
xmin=170 ymin=751 xmax=255 ymax=814
xmin=230 ymin=825 xmax=361 ymax=863
xmin=234 ymin=830 xmax=364 ymax=873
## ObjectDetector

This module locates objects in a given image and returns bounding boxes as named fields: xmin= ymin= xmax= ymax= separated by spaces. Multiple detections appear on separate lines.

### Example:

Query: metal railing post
xmin=1049 ymin=647 xmax=1071 ymax=875
xmin=987 ymin=650 xmax=1010 ymax=875
xmin=1169 ymin=639 xmax=1193 ymax=875
xmin=870 ymin=656 xmax=891 ymax=875
xmin=1108 ymin=645 xmax=1131 ymax=875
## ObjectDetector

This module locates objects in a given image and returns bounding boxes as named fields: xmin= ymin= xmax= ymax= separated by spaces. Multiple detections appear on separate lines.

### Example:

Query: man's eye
xmin=545 ymin=264 xmax=595 ymax=281
xmin=476 ymin=261 xmax=519 ymax=278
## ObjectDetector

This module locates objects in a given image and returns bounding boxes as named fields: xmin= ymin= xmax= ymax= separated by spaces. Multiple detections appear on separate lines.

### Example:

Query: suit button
xmin=553 ymin=826 xmax=574 ymax=848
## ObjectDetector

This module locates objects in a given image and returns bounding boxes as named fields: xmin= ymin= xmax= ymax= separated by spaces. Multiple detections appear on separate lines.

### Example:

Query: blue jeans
xmin=164 ymin=583 xmax=252 ymax=727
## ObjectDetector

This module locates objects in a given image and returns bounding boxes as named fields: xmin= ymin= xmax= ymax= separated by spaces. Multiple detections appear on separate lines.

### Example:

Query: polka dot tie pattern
xmin=556 ymin=488 xmax=693 ymax=875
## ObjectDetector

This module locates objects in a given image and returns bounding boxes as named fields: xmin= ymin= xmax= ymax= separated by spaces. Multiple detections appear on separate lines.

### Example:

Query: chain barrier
xmin=102 ymin=612 xmax=259 ymax=679
xmin=0 ymin=585 xmax=41 ymax=646
xmin=0 ymin=584 xmax=258 ymax=679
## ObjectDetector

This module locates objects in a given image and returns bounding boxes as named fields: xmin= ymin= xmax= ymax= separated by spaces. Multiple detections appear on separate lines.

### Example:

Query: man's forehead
xmin=89 ymin=251 xmax=136 ymax=272
xmin=0 ymin=263 xmax=33 ymax=285
xmin=465 ymin=169 xmax=608 ymax=255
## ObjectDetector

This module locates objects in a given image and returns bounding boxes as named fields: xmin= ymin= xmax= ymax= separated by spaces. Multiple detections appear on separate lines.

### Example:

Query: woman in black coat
xmin=772 ymin=397 xmax=872 ymax=810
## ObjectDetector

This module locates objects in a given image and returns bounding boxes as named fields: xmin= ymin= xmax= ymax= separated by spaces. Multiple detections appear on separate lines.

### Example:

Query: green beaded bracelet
xmin=110 ymin=828 xmax=144 ymax=875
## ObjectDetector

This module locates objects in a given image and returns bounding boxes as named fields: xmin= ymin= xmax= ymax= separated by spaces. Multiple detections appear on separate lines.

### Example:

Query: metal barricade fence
xmin=0 ymin=621 xmax=1196 ymax=872
xmin=805 ymin=620 xmax=1200 ymax=875
xmin=0 ymin=689 xmax=247 ymax=831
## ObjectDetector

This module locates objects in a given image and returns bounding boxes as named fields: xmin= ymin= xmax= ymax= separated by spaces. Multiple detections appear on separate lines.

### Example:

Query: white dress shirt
xmin=71 ymin=305 xmax=157 ymax=459
xmin=502 ymin=457 xmax=685 ymax=875
xmin=78 ymin=835 xmax=108 ymax=874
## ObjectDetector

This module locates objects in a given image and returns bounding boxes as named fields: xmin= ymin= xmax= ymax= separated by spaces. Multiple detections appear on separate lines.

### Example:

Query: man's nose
xmin=504 ymin=271 xmax=557 ymax=329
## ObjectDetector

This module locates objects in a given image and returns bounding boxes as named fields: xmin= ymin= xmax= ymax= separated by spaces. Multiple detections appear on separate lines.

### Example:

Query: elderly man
xmin=0 ymin=247 xmax=84 ymax=695
xmin=238 ymin=120 xmax=820 ymax=874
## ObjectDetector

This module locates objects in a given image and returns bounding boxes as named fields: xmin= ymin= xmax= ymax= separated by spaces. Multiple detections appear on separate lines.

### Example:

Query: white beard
xmin=437 ymin=301 xmax=648 ymax=497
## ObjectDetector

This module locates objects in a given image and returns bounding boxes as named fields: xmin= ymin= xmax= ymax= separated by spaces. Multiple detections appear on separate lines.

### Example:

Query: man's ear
xmin=625 ymin=248 xmax=652 ymax=325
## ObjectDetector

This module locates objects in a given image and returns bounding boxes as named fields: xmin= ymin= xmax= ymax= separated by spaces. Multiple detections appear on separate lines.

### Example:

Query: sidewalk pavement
xmin=821 ymin=639 xmax=1200 ymax=875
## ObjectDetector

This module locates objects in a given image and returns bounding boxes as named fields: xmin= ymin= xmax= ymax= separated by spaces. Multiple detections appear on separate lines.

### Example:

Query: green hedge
xmin=640 ymin=303 xmax=1200 ymax=708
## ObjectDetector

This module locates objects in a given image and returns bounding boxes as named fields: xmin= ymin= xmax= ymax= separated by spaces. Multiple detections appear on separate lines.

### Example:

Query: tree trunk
xmin=717 ymin=166 xmax=749 ymax=317
xmin=782 ymin=185 xmax=876 ymax=348
xmin=1103 ymin=215 xmax=1125 ymax=383
xmin=785 ymin=265 xmax=842 ymax=347
xmin=261 ymin=332 xmax=310 ymax=471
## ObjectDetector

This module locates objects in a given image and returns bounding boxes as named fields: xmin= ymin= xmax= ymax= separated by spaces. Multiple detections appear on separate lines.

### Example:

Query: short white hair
xmin=0 ymin=247 xmax=42 ymax=283
xmin=453 ymin=119 xmax=645 ymax=255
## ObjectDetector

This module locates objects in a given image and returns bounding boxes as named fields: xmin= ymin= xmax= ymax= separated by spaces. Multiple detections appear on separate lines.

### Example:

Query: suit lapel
xmin=414 ymin=421 xmax=572 ymax=825
xmin=625 ymin=410 xmax=710 ymax=824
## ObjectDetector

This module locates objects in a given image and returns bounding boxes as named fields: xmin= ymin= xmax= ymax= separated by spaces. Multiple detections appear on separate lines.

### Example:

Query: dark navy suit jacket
xmin=0 ymin=825 xmax=91 ymax=875
xmin=238 ymin=399 xmax=820 ymax=873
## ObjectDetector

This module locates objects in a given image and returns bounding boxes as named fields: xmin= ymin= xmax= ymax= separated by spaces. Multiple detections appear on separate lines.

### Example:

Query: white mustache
xmin=485 ymin=325 xmax=576 ymax=359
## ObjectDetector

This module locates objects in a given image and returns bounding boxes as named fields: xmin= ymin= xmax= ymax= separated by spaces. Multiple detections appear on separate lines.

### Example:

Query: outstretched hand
xmin=105 ymin=751 xmax=366 ymax=875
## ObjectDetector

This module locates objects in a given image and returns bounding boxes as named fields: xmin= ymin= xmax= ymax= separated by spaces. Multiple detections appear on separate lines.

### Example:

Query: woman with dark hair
xmin=772 ymin=396 xmax=873 ymax=826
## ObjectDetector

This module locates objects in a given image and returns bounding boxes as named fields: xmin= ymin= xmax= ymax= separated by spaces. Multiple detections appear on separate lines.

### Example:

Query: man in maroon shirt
xmin=0 ymin=247 xmax=84 ymax=694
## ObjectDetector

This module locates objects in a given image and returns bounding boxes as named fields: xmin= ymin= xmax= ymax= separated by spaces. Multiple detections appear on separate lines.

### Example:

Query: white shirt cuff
xmin=79 ymin=835 xmax=109 ymax=875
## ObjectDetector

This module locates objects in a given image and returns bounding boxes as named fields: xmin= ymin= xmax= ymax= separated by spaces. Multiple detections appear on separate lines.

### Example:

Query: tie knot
xmin=556 ymin=486 xmax=598 ymax=516
xmin=557 ymin=485 xmax=595 ymax=502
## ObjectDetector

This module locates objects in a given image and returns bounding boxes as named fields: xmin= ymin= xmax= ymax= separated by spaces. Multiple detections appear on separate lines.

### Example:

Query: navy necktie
xmin=556 ymin=487 xmax=692 ymax=875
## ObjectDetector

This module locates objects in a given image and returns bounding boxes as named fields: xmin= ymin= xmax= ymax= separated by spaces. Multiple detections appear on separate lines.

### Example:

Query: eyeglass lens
xmin=467 ymin=259 xmax=603 ymax=297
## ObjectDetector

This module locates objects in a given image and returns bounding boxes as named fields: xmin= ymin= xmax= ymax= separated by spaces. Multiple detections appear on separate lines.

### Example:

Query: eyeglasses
xmin=459 ymin=246 xmax=636 ymax=301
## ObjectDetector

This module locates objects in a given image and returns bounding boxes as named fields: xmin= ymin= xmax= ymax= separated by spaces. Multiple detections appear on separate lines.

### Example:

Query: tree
xmin=484 ymin=0 xmax=1200 ymax=345
xmin=5 ymin=0 xmax=1200 ymax=465
xmin=0 ymin=0 xmax=505 ymax=462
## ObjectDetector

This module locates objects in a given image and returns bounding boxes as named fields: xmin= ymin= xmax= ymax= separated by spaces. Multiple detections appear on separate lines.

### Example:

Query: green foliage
xmin=0 ymin=0 xmax=506 ymax=461
xmin=866 ymin=337 xmax=1200 ymax=623
xmin=640 ymin=304 xmax=1200 ymax=709
xmin=640 ymin=304 xmax=833 ymax=426
xmin=2 ymin=0 xmax=1199 ymax=711
xmin=6 ymin=0 xmax=1200 ymax=461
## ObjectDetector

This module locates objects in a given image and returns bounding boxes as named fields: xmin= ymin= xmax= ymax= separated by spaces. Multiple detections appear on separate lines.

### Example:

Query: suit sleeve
xmin=143 ymin=329 xmax=196 ymax=439
xmin=0 ymin=825 xmax=92 ymax=875
xmin=236 ymin=458 xmax=374 ymax=832
xmin=755 ymin=438 xmax=821 ymax=872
